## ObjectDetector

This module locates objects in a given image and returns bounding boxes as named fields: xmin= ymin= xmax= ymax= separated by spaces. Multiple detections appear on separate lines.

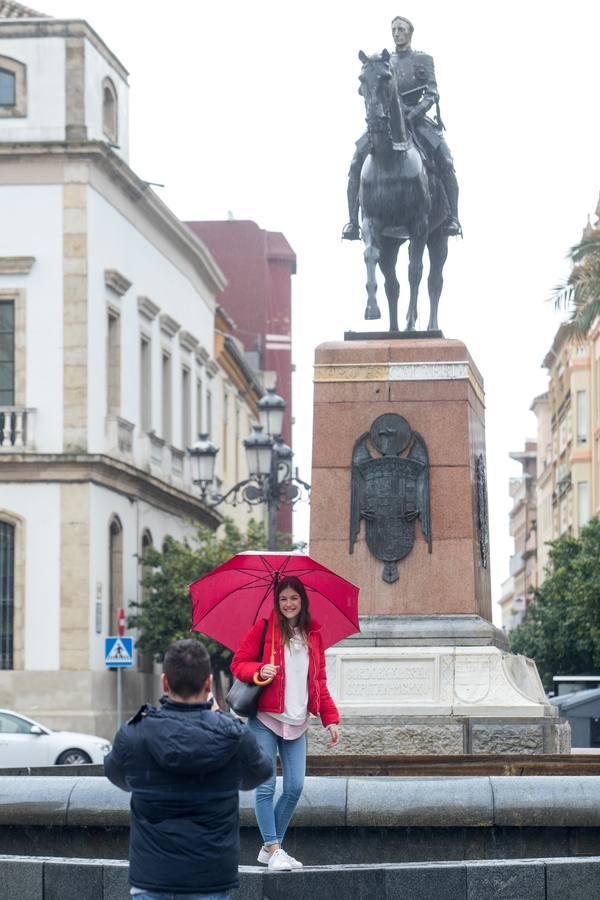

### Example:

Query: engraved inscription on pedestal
xmin=341 ymin=657 xmax=437 ymax=704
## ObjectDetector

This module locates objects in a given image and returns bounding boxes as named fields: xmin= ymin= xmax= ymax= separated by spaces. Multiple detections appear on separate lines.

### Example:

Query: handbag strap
xmin=257 ymin=618 xmax=269 ymax=661
xmin=252 ymin=618 xmax=276 ymax=687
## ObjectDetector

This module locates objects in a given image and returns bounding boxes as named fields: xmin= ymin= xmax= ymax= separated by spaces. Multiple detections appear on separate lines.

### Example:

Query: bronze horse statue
xmin=357 ymin=49 xmax=449 ymax=332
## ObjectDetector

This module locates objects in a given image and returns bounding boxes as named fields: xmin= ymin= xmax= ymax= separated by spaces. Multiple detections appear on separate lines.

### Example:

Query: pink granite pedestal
xmin=309 ymin=338 xmax=490 ymax=618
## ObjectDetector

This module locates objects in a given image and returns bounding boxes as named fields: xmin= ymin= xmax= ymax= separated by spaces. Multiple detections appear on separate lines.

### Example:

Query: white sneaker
xmin=257 ymin=847 xmax=270 ymax=865
xmin=282 ymin=850 xmax=303 ymax=869
xmin=267 ymin=848 xmax=292 ymax=871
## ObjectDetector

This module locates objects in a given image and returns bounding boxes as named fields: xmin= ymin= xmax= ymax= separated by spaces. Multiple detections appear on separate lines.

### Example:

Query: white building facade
xmin=0 ymin=7 xmax=264 ymax=739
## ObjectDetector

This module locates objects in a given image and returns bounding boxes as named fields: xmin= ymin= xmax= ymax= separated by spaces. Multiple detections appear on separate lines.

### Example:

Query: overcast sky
xmin=46 ymin=0 xmax=600 ymax=621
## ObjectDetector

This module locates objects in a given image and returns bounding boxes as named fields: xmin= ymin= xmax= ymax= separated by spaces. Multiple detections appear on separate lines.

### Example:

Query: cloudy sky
xmin=46 ymin=0 xmax=600 ymax=620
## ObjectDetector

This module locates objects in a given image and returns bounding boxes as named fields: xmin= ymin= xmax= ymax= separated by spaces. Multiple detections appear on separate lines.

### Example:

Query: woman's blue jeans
xmin=247 ymin=717 xmax=307 ymax=847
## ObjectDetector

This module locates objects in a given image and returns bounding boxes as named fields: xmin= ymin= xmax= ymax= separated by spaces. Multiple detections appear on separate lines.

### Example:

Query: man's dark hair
xmin=163 ymin=639 xmax=211 ymax=699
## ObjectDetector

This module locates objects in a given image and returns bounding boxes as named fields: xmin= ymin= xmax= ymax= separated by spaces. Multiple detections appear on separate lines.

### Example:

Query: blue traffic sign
xmin=105 ymin=636 xmax=134 ymax=667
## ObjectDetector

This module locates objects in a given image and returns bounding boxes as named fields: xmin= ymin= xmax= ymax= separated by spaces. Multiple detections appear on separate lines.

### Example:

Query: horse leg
xmin=426 ymin=227 xmax=449 ymax=331
xmin=378 ymin=238 xmax=401 ymax=332
xmin=405 ymin=235 xmax=427 ymax=331
xmin=362 ymin=218 xmax=381 ymax=320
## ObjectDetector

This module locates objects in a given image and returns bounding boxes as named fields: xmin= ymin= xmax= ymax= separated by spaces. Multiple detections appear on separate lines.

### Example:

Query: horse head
xmin=358 ymin=49 xmax=394 ymax=133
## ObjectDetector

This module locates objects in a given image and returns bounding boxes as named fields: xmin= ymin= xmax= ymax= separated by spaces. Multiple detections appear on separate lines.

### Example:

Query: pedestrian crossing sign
xmin=104 ymin=636 xmax=134 ymax=667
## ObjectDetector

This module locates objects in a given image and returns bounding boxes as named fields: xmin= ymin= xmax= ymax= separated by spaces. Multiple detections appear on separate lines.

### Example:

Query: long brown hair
xmin=274 ymin=575 xmax=312 ymax=645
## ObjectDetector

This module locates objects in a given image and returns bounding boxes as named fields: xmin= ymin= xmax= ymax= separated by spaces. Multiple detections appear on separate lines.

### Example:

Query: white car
xmin=0 ymin=709 xmax=111 ymax=767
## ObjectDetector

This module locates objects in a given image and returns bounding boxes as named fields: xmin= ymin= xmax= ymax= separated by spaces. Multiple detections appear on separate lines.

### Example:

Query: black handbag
xmin=226 ymin=619 xmax=271 ymax=718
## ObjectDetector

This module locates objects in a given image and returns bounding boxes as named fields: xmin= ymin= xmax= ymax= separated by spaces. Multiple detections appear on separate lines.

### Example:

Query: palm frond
xmin=569 ymin=233 xmax=600 ymax=264
xmin=548 ymin=230 xmax=600 ymax=338
xmin=551 ymin=283 xmax=573 ymax=311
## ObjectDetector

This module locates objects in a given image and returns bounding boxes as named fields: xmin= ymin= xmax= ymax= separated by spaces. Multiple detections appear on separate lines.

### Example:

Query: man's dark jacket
xmin=104 ymin=697 xmax=273 ymax=895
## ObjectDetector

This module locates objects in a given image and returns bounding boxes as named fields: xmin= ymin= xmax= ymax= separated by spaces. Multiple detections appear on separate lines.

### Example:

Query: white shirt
xmin=269 ymin=630 xmax=309 ymax=726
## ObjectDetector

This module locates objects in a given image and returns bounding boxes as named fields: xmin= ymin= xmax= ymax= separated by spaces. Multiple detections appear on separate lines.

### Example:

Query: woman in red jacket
xmin=230 ymin=574 xmax=340 ymax=872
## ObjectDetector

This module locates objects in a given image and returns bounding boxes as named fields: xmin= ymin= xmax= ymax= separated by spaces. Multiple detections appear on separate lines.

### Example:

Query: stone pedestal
xmin=310 ymin=338 xmax=490 ymax=618
xmin=308 ymin=338 xmax=568 ymax=754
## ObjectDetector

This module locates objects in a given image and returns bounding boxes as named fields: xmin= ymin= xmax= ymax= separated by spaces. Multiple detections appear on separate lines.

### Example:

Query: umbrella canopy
xmin=190 ymin=552 xmax=360 ymax=651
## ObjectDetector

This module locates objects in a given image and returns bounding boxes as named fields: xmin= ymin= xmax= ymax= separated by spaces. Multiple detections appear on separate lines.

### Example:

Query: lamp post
xmin=188 ymin=390 xmax=310 ymax=551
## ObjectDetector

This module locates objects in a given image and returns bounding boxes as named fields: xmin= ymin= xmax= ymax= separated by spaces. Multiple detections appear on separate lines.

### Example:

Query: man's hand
xmin=326 ymin=724 xmax=340 ymax=749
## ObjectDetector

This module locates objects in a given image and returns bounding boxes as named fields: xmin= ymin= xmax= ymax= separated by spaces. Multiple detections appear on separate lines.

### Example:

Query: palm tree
xmin=552 ymin=225 xmax=600 ymax=339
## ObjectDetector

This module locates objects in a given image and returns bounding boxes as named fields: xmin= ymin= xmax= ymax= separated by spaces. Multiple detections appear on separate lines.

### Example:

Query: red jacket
xmin=230 ymin=612 xmax=339 ymax=728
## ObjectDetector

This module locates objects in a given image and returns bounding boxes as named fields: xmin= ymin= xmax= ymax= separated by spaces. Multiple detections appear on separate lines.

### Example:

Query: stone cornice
xmin=0 ymin=256 xmax=35 ymax=274
xmin=104 ymin=268 xmax=131 ymax=297
xmin=159 ymin=313 xmax=180 ymax=338
xmin=0 ymin=18 xmax=129 ymax=81
xmin=313 ymin=360 xmax=486 ymax=406
xmin=178 ymin=330 xmax=199 ymax=353
xmin=195 ymin=345 xmax=210 ymax=365
xmin=0 ymin=453 xmax=222 ymax=528
xmin=137 ymin=295 xmax=159 ymax=321
xmin=0 ymin=142 xmax=227 ymax=297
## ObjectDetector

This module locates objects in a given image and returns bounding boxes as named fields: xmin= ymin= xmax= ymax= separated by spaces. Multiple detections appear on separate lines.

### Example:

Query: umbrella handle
xmin=253 ymin=621 xmax=277 ymax=686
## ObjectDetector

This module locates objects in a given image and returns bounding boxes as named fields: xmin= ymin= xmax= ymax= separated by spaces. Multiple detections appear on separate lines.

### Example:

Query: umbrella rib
xmin=193 ymin=575 xmax=272 ymax=620
xmin=192 ymin=566 xmax=280 ymax=634
xmin=251 ymin=580 xmax=277 ymax=625
xmin=304 ymin=584 xmax=360 ymax=629
xmin=221 ymin=567 xmax=274 ymax=583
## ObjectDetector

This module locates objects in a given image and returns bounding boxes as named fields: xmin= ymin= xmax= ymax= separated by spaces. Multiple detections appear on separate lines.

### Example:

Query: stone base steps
xmin=2 ymin=855 xmax=600 ymax=900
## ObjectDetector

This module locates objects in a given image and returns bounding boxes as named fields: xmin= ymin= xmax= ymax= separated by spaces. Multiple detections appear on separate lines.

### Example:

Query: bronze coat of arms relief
xmin=349 ymin=413 xmax=432 ymax=583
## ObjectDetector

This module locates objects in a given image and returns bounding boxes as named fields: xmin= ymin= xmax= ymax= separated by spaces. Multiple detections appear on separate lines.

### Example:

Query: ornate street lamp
xmin=258 ymin=388 xmax=286 ymax=440
xmin=243 ymin=425 xmax=274 ymax=480
xmin=188 ymin=434 xmax=219 ymax=500
xmin=188 ymin=392 xmax=310 ymax=550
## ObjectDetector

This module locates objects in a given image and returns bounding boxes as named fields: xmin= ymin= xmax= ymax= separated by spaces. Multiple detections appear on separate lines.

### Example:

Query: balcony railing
xmin=0 ymin=407 xmax=35 ymax=451
xmin=105 ymin=416 xmax=135 ymax=458
xmin=170 ymin=446 xmax=185 ymax=479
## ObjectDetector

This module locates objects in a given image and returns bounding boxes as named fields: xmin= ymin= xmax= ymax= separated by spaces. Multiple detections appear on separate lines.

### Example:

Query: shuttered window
xmin=0 ymin=301 xmax=14 ymax=406
xmin=0 ymin=69 xmax=16 ymax=107
xmin=0 ymin=522 xmax=15 ymax=670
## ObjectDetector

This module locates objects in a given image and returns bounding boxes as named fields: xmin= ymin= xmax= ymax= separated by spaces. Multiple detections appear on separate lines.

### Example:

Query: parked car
xmin=0 ymin=709 xmax=111 ymax=767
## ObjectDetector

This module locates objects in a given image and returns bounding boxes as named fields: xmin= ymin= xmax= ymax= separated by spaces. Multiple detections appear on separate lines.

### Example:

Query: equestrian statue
xmin=342 ymin=16 xmax=461 ymax=333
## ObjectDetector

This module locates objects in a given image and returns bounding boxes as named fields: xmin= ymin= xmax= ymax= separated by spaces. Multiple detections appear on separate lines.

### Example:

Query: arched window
xmin=0 ymin=521 xmax=15 ymax=670
xmin=0 ymin=56 xmax=26 ymax=118
xmin=141 ymin=529 xmax=153 ymax=555
xmin=102 ymin=77 xmax=118 ymax=143
xmin=108 ymin=516 xmax=123 ymax=635
xmin=0 ymin=69 xmax=15 ymax=107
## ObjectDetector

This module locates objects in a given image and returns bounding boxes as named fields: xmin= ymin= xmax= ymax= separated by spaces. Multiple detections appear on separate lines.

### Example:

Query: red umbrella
xmin=190 ymin=551 xmax=360 ymax=651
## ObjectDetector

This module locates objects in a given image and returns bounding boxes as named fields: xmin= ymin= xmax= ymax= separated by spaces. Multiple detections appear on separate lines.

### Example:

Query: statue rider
xmin=342 ymin=15 xmax=461 ymax=240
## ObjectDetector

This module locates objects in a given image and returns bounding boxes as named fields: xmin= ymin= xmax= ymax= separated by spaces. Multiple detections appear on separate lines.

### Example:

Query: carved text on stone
xmin=341 ymin=659 xmax=436 ymax=702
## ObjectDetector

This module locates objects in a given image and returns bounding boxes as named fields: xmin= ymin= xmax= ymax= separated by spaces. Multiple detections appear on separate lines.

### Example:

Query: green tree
xmin=128 ymin=519 xmax=297 ymax=690
xmin=552 ymin=229 xmax=600 ymax=338
xmin=509 ymin=517 xmax=600 ymax=689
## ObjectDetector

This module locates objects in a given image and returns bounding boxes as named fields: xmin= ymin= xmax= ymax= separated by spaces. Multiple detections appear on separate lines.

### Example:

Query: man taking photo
xmin=105 ymin=639 xmax=273 ymax=900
